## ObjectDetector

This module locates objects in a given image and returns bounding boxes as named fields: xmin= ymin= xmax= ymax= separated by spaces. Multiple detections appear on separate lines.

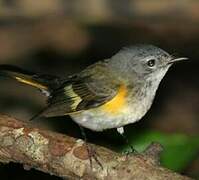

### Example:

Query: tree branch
xmin=0 ymin=114 xmax=192 ymax=179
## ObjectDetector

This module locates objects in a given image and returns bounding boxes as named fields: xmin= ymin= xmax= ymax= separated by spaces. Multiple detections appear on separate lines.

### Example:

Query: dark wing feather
xmin=41 ymin=61 xmax=119 ymax=117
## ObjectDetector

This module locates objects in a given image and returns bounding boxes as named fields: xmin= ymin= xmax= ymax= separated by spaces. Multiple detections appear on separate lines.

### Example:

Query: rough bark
xmin=0 ymin=114 xmax=192 ymax=179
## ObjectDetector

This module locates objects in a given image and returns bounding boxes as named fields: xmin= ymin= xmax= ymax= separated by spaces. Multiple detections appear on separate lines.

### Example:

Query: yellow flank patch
xmin=102 ymin=84 xmax=127 ymax=114
xmin=15 ymin=77 xmax=48 ymax=90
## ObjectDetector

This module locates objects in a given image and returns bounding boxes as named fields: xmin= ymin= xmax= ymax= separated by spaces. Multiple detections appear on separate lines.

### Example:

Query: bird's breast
xmin=71 ymin=84 xmax=153 ymax=131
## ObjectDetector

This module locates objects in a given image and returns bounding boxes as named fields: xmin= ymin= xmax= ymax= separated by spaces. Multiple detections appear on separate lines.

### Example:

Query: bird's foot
xmin=85 ymin=143 xmax=103 ymax=169
xmin=122 ymin=145 xmax=138 ymax=156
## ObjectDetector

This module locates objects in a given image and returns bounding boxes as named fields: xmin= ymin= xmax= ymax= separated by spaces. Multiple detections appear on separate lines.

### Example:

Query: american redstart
xmin=0 ymin=44 xmax=188 ymax=135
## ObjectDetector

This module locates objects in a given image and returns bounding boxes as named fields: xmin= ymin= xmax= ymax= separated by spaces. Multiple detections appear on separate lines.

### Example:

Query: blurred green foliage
xmin=118 ymin=130 xmax=199 ymax=172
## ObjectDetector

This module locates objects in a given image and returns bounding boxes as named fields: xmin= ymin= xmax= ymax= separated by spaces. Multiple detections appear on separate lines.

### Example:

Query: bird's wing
xmin=41 ymin=61 xmax=120 ymax=117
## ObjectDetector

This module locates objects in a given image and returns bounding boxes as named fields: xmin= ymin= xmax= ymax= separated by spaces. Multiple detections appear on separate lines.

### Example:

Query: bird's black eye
xmin=147 ymin=59 xmax=156 ymax=67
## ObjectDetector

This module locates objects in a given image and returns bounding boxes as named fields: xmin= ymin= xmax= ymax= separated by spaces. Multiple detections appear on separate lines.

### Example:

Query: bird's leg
xmin=79 ymin=125 xmax=103 ymax=169
xmin=117 ymin=127 xmax=137 ymax=155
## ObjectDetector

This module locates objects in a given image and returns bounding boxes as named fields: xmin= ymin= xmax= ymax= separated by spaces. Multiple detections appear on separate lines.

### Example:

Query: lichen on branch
xmin=0 ymin=114 xmax=192 ymax=180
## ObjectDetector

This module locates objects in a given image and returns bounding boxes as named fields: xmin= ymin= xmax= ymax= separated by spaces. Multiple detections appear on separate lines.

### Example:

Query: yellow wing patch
xmin=15 ymin=77 xmax=48 ymax=90
xmin=101 ymin=84 xmax=127 ymax=114
xmin=64 ymin=85 xmax=82 ymax=111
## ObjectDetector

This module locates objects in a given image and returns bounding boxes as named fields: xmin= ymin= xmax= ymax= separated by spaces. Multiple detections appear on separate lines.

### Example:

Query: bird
xmin=0 ymin=44 xmax=187 ymax=160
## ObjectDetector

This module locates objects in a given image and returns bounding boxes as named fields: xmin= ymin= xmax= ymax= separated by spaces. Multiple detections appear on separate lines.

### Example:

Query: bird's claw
xmin=85 ymin=144 xmax=103 ymax=169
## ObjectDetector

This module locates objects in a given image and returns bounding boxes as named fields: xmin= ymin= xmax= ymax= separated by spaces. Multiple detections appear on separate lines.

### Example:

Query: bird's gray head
xmin=108 ymin=44 xmax=188 ymax=115
xmin=110 ymin=44 xmax=187 ymax=84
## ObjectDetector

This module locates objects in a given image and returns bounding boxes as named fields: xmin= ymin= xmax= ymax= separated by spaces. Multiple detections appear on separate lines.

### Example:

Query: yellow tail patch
xmin=102 ymin=84 xmax=127 ymax=114
xmin=15 ymin=77 xmax=48 ymax=90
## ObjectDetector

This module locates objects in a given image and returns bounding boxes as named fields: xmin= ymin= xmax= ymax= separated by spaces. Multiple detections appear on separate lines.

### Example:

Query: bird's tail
xmin=0 ymin=65 xmax=60 ymax=94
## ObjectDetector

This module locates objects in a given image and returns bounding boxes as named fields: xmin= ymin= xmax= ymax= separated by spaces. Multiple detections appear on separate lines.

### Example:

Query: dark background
xmin=0 ymin=0 xmax=198 ymax=179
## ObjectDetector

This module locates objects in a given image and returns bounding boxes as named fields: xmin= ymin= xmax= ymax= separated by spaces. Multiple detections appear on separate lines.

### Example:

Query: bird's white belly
xmin=70 ymin=104 xmax=145 ymax=131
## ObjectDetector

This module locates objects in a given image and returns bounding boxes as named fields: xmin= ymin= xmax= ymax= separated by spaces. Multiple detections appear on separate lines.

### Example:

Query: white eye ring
xmin=147 ymin=59 xmax=156 ymax=67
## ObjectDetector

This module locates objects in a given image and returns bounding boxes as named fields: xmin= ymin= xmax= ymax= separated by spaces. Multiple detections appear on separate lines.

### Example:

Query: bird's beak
xmin=168 ymin=57 xmax=189 ymax=64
